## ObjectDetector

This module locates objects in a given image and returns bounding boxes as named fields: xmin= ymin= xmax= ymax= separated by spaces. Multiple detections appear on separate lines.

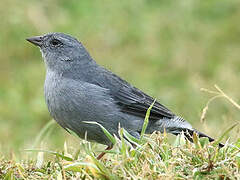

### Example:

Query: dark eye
xmin=50 ymin=39 xmax=62 ymax=46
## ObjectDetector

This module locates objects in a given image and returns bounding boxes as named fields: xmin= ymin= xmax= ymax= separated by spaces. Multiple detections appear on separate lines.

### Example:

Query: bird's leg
xmin=97 ymin=145 xmax=113 ymax=160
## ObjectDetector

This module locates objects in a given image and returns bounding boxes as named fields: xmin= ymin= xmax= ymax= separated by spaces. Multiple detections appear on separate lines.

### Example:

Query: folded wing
xmin=113 ymin=84 xmax=175 ymax=120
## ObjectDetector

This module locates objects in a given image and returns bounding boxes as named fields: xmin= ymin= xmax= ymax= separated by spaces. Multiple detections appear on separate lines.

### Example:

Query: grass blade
xmin=24 ymin=149 xmax=73 ymax=161
xmin=122 ymin=128 xmax=141 ymax=146
xmin=83 ymin=121 xmax=116 ymax=145
xmin=33 ymin=120 xmax=56 ymax=148
xmin=213 ymin=123 xmax=239 ymax=147
xmin=64 ymin=162 xmax=98 ymax=172
xmin=140 ymin=99 xmax=156 ymax=140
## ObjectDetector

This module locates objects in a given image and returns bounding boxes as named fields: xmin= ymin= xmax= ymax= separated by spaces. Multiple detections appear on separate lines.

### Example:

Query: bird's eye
xmin=50 ymin=39 xmax=62 ymax=46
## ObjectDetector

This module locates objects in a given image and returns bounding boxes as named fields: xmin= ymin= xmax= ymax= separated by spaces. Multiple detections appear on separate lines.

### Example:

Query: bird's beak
xmin=26 ymin=36 xmax=43 ymax=47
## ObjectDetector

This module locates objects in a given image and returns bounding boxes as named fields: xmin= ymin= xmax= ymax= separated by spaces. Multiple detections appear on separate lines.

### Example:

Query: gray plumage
xmin=26 ymin=32 xmax=223 ymax=148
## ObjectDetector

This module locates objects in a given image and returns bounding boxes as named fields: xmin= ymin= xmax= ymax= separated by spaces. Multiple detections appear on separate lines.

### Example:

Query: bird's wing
xmin=113 ymin=83 xmax=175 ymax=120
xmin=92 ymin=68 xmax=175 ymax=120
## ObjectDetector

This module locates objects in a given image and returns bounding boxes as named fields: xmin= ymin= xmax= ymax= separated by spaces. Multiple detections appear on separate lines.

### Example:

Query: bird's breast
xmin=44 ymin=71 xmax=69 ymax=123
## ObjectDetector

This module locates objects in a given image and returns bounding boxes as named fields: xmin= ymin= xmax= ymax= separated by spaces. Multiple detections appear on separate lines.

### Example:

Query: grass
xmin=0 ymin=126 xmax=239 ymax=179
xmin=0 ymin=86 xmax=239 ymax=179
xmin=1 ymin=0 xmax=240 ymax=151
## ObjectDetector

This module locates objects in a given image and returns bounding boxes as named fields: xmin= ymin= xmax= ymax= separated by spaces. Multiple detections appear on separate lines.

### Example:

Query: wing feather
xmin=89 ymin=66 xmax=175 ymax=121
xmin=113 ymin=84 xmax=175 ymax=120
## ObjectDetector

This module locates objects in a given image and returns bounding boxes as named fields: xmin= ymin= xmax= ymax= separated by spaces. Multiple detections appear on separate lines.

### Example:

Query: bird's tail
xmin=154 ymin=116 xmax=224 ymax=148
xmin=171 ymin=128 xmax=224 ymax=148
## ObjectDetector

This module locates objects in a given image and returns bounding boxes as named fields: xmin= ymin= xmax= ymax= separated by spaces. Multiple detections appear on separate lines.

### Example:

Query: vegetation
xmin=0 ymin=0 xmax=239 ymax=179
xmin=1 ymin=137 xmax=240 ymax=179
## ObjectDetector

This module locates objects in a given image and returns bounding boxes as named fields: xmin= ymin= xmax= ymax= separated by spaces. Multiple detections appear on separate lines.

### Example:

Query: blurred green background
xmin=0 ymin=0 xmax=239 ymax=154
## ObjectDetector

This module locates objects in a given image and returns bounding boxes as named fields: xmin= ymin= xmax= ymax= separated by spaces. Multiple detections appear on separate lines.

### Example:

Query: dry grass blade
xmin=214 ymin=85 xmax=240 ymax=110
xmin=200 ymin=84 xmax=240 ymax=123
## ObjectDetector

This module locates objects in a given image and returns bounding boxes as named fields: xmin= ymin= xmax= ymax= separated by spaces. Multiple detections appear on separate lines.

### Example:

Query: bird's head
xmin=26 ymin=32 xmax=91 ymax=73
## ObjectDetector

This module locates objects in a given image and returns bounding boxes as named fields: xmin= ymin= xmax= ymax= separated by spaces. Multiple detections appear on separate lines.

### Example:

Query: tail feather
xmin=157 ymin=116 xmax=224 ymax=148
xmin=171 ymin=128 xmax=224 ymax=148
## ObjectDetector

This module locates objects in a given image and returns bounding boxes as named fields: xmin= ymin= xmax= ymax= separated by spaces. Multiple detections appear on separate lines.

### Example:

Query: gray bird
xmin=26 ymin=32 xmax=223 ymax=158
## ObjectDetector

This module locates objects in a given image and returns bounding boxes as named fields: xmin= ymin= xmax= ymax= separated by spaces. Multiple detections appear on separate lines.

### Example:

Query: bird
xmin=26 ymin=32 xmax=224 ymax=159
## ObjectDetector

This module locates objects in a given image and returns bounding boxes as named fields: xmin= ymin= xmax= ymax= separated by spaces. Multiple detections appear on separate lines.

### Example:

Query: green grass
xmin=1 ymin=137 xmax=240 ymax=179
xmin=1 ymin=0 xmax=240 ymax=151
